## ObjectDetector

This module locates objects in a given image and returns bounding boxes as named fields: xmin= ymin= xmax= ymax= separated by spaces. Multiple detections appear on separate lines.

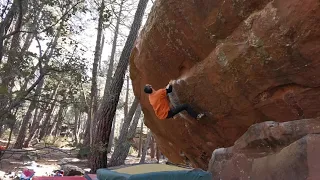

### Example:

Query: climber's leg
xmin=167 ymin=104 xmax=198 ymax=119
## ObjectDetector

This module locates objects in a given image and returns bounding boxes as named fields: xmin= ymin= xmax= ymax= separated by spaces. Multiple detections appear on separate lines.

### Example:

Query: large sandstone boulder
xmin=208 ymin=118 xmax=320 ymax=180
xmin=130 ymin=0 xmax=320 ymax=169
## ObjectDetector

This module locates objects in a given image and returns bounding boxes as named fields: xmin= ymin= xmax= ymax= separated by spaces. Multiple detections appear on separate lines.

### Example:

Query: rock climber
xmin=144 ymin=80 xmax=204 ymax=120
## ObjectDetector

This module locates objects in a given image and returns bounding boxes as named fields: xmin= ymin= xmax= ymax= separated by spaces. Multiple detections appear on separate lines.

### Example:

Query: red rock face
xmin=208 ymin=118 xmax=320 ymax=180
xmin=129 ymin=0 xmax=320 ymax=169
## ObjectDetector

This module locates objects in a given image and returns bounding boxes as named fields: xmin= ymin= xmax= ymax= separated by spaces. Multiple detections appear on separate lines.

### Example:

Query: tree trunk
xmin=104 ymin=0 xmax=125 ymax=150
xmin=14 ymin=78 xmax=44 ymax=148
xmin=137 ymin=118 xmax=144 ymax=157
xmin=0 ymin=0 xmax=23 ymax=124
xmin=24 ymin=83 xmax=60 ymax=147
xmin=127 ymin=106 xmax=142 ymax=139
xmin=150 ymin=135 xmax=155 ymax=159
xmin=77 ymin=112 xmax=83 ymax=143
xmin=85 ymin=0 xmax=105 ymax=146
xmin=0 ymin=5 xmax=63 ymax=125
xmin=102 ymin=0 xmax=124 ymax=99
xmin=107 ymin=115 xmax=116 ymax=153
xmin=24 ymin=107 xmax=45 ymax=147
xmin=74 ymin=106 xmax=80 ymax=144
xmin=108 ymin=98 xmax=139 ymax=166
xmin=38 ymin=103 xmax=56 ymax=140
xmin=124 ymin=76 xmax=129 ymax=117
xmin=54 ymin=98 xmax=67 ymax=137
xmin=120 ymin=76 xmax=130 ymax=132
xmin=38 ymin=92 xmax=59 ymax=141
xmin=98 ymin=34 xmax=105 ymax=72
xmin=108 ymin=104 xmax=141 ymax=167
xmin=0 ymin=0 xmax=19 ymax=63
xmin=0 ymin=0 xmax=28 ymax=112
xmin=31 ymin=6 xmax=66 ymax=140
xmin=98 ymin=0 xmax=124 ymax=148
xmin=6 ymin=16 xmax=23 ymax=90
xmin=90 ymin=0 xmax=148 ymax=172
xmin=97 ymin=0 xmax=125 ymax=136
xmin=156 ymin=143 xmax=161 ymax=163
xmin=6 ymin=0 xmax=30 ymax=65
xmin=21 ymin=4 xmax=43 ymax=56
xmin=48 ymin=113 xmax=59 ymax=137
xmin=139 ymin=130 xmax=152 ymax=164
xmin=0 ymin=115 xmax=16 ymax=159
xmin=23 ymin=106 xmax=39 ymax=148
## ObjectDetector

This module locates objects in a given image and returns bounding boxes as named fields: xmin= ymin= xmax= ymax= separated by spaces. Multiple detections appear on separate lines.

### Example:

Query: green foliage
xmin=3 ymin=113 xmax=16 ymax=127
xmin=0 ymin=85 xmax=7 ymax=95
xmin=1 ymin=128 xmax=12 ymax=140
xmin=103 ymin=9 xmax=112 ymax=24
xmin=0 ymin=0 xmax=122 ymax=148
xmin=128 ymin=146 xmax=137 ymax=155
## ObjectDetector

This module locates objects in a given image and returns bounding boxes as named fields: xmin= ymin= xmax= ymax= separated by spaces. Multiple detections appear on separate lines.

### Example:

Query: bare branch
xmin=0 ymin=1 xmax=83 ymax=40
xmin=35 ymin=35 xmax=43 ymax=58
xmin=0 ymin=70 xmax=46 ymax=118
xmin=0 ymin=0 xmax=11 ymax=20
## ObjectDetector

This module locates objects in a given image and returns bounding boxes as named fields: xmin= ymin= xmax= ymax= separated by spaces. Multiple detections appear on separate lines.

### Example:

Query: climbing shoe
xmin=196 ymin=113 xmax=205 ymax=120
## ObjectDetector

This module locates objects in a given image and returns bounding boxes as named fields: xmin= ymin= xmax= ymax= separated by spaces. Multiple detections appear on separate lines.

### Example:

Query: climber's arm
xmin=166 ymin=84 xmax=172 ymax=93
xmin=166 ymin=80 xmax=175 ymax=94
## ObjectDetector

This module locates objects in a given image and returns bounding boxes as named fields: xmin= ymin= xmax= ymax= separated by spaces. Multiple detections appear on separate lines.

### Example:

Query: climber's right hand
xmin=169 ymin=79 xmax=176 ymax=85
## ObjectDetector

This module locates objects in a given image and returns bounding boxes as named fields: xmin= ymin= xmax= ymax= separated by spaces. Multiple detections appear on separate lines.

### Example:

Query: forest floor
xmin=0 ymin=139 xmax=164 ymax=179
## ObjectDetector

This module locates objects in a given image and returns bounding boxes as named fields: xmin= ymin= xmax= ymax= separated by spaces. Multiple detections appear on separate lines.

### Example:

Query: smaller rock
xmin=208 ymin=118 xmax=320 ymax=180
xmin=61 ymin=164 xmax=84 ymax=176
xmin=20 ymin=151 xmax=40 ymax=162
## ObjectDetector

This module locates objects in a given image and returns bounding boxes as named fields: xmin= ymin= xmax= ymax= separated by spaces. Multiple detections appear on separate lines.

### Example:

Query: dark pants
xmin=166 ymin=104 xmax=198 ymax=119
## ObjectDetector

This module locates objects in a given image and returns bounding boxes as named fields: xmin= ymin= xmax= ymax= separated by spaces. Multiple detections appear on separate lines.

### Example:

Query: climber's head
xmin=144 ymin=84 xmax=153 ymax=94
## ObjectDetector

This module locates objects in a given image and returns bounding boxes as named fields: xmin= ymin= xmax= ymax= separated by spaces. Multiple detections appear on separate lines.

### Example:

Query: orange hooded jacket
xmin=148 ymin=88 xmax=171 ymax=120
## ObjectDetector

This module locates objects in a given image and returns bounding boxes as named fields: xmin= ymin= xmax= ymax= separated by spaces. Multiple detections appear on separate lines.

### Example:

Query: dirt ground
xmin=0 ymin=146 xmax=84 ymax=179
xmin=0 ymin=140 xmax=165 ymax=179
